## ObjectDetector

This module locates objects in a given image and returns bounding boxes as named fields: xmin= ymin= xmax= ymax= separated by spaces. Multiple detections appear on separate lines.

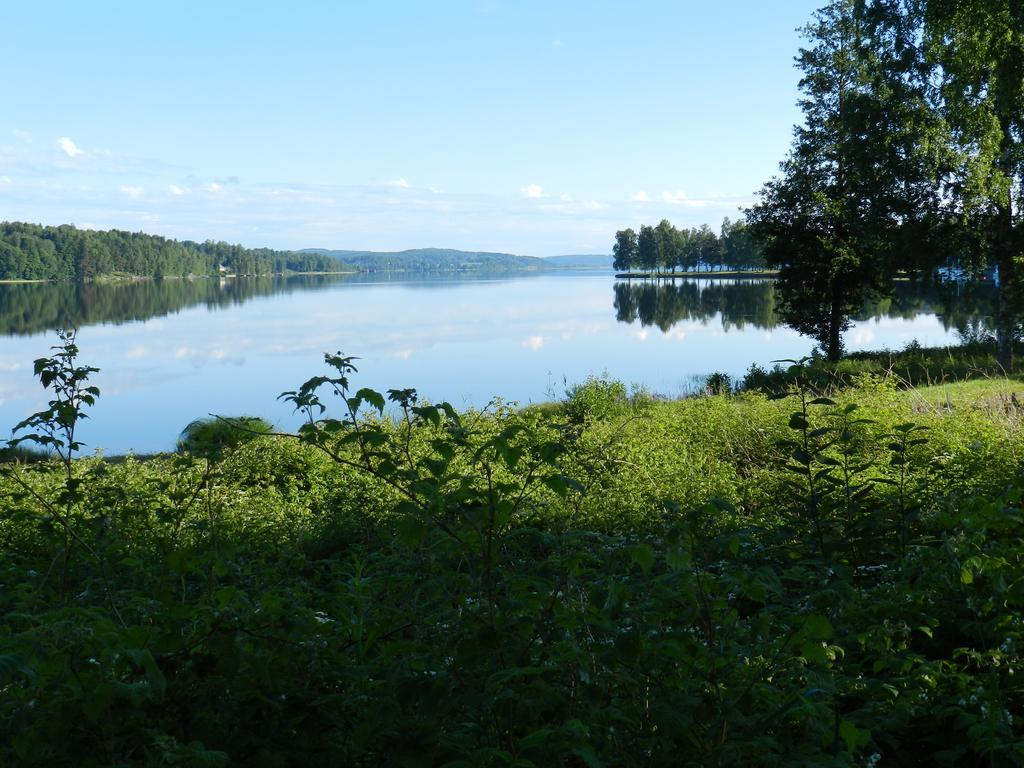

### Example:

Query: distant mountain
xmin=299 ymin=247 xmax=550 ymax=272
xmin=542 ymin=254 xmax=613 ymax=268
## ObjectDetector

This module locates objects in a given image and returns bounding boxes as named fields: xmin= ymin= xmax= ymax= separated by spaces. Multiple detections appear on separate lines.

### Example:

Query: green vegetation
xmin=612 ymin=217 xmax=766 ymax=275
xmin=608 ymin=2 xmax=1021 ymax=367
xmin=0 ymin=222 xmax=344 ymax=281
xmin=747 ymin=0 xmax=943 ymax=362
xmin=2 ymin=333 xmax=1023 ymax=765
xmin=745 ymin=0 xmax=1023 ymax=365
xmin=176 ymin=416 xmax=273 ymax=457
xmin=739 ymin=340 xmax=1021 ymax=394
xmin=0 ymin=227 xmax=611 ymax=282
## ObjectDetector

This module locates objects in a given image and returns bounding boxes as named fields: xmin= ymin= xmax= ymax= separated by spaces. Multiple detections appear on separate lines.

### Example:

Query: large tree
xmin=921 ymin=0 xmax=1024 ymax=367
xmin=749 ymin=0 xmax=940 ymax=360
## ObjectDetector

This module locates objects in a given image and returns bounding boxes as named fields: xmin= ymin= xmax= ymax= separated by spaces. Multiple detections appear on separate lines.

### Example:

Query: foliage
xmin=0 ymin=221 xmax=344 ymax=281
xmin=2 ymin=339 xmax=1024 ymax=765
xmin=747 ymin=0 xmax=943 ymax=361
xmin=613 ymin=216 xmax=766 ymax=275
xmin=564 ymin=374 xmax=630 ymax=424
xmin=739 ymin=339 xmax=1021 ymax=395
xmin=920 ymin=0 xmax=1024 ymax=367
xmin=177 ymin=416 xmax=274 ymax=457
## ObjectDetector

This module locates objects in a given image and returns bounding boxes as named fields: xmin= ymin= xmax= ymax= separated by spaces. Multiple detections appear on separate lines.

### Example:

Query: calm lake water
xmin=0 ymin=271 xmax=994 ymax=454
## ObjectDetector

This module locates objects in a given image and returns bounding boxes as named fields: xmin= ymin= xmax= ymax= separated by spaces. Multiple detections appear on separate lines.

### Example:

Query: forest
xmin=0 ymin=222 xmax=344 ymax=281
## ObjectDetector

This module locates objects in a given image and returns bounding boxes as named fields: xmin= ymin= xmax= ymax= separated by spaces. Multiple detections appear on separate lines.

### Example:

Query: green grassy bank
xmin=1 ymin=350 xmax=1023 ymax=765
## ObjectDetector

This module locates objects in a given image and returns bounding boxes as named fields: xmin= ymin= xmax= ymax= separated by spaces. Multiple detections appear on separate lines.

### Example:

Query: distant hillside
xmin=0 ymin=222 xmax=344 ymax=281
xmin=543 ymin=254 xmax=613 ymax=268
xmin=299 ymin=247 xmax=551 ymax=272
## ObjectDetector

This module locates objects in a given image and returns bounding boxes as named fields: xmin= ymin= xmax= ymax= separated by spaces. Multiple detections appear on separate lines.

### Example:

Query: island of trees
xmin=612 ymin=217 xmax=766 ymax=275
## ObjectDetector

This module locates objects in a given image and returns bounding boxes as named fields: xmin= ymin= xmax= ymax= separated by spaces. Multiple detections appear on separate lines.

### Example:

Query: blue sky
xmin=0 ymin=0 xmax=822 ymax=255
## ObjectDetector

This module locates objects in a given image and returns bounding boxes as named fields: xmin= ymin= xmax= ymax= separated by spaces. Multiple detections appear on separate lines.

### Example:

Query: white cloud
xmin=119 ymin=185 xmax=144 ymax=198
xmin=168 ymin=184 xmax=187 ymax=196
xmin=631 ymin=191 xmax=651 ymax=202
xmin=12 ymin=128 xmax=32 ymax=143
xmin=203 ymin=182 xmax=223 ymax=193
xmin=56 ymin=137 xmax=84 ymax=157
xmin=520 ymin=183 xmax=547 ymax=199
xmin=585 ymin=200 xmax=606 ymax=210
xmin=0 ymin=176 xmax=11 ymax=184
xmin=125 ymin=345 xmax=149 ymax=359
xmin=387 ymin=177 xmax=410 ymax=188
xmin=521 ymin=335 xmax=544 ymax=351
xmin=559 ymin=192 xmax=573 ymax=202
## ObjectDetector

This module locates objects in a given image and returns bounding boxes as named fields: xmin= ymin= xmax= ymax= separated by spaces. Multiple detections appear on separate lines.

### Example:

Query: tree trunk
xmin=827 ymin=283 xmax=844 ymax=362
xmin=996 ymin=219 xmax=1015 ymax=372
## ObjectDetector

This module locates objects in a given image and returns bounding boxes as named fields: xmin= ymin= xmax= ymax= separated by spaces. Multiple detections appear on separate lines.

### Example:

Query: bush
xmin=176 ymin=415 xmax=273 ymax=457
xmin=564 ymin=374 xmax=628 ymax=423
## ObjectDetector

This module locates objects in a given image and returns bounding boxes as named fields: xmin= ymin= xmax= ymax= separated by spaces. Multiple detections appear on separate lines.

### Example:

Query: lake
xmin=0 ymin=271 xmax=994 ymax=454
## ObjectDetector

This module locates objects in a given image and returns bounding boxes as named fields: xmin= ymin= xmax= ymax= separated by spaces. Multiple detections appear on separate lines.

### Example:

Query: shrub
xmin=564 ymin=374 xmax=628 ymax=423
xmin=176 ymin=415 xmax=273 ymax=457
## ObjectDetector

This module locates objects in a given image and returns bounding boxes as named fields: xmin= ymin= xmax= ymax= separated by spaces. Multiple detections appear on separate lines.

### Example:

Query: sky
xmin=0 ymin=0 xmax=823 ymax=256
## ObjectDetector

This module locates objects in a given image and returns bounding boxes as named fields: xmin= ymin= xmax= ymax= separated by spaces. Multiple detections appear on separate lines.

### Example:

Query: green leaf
xmin=627 ymin=543 xmax=655 ymax=574
xmin=838 ymin=720 xmax=869 ymax=752
xmin=666 ymin=547 xmax=691 ymax=571
xmin=800 ymin=641 xmax=830 ymax=665
xmin=355 ymin=387 xmax=385 ymax=413
xmin=804 ymin=614 xmax=833 ymax=640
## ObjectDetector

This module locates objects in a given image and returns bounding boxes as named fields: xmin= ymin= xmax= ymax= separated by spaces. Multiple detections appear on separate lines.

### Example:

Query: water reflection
xmin=612 ymin=277 xmax=996 ymax=341
xmin=0 ymin=271 xmax=553 ymax=337
xmin=0 ymin=272 xmax=999 ymax=453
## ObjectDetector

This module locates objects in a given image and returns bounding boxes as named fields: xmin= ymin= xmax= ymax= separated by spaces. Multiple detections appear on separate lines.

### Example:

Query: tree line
xmin=0 ymin=222 xmax=343 ymax=281
xmin=612 ymin=217 xmax=766 ymax=274
xmin=744 ymin=0 xmax=1023 ymax=363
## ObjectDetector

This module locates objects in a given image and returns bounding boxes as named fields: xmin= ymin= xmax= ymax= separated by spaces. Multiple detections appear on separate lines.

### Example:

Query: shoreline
xmin=0 ymin=271 xmax=360 ymax=285
xmin=615 ymin=270 xmax=778 ymax=279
